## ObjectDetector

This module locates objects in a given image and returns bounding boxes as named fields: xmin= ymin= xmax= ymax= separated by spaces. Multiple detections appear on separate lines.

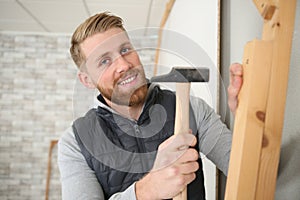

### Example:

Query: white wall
xmin=157 ymin=0 xmax=220 ymax=199
xmin=221 ymin=0 xmax=300 ymax=199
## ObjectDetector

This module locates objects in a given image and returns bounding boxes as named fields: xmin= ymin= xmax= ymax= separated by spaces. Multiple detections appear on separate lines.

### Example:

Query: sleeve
xmin=57 ymin=127 xmax=137 ymax=200
xmin=109 ymin=183 xmax=137 ymax=200
xmin=190 ymin=96 xmax=232 ymax=176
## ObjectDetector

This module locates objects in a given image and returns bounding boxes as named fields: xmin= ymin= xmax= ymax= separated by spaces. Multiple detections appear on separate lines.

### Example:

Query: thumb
xmin=158 ymin=135 xmax=176 ymax=151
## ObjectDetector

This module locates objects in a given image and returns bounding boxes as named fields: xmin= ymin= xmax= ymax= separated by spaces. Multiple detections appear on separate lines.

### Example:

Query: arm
xmin=57 ymin=127 xmax=137 ymax=200
xmin=190 ymin=96 xmax=232 ymax=175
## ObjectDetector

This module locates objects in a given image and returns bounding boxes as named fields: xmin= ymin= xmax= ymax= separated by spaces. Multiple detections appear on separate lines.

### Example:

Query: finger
xmin=227 ymin=85 xmax=240 ymax=99
xmin=230 ymin=64 xmax=243 ymax=87
xmin=188 ymin=130 xmax=197 ymax=147
xmin=177 ymin=148 xmax=199 ymax=163
xmin=178 ymin=161 xmax=199 ymax=174
xmin=158 ymin=133 xmax=196 ymax=152
xmin=169 ymin=168 xmax=196 ymax=190
xmin=176 ymin=130 xmax=197 ymax=149
xmin=233 ymin=75 xmax=243 ymax=88
xmin=179 ymin=172 xmax=196 ymax=187
xmin=227 ymin=86 xmax=238 ymax=110
xmin=230 ymin=63 xmax=243 ymax=77
xmin=155 ymin=148 xmax=198 ymax=170
xmin=228 ymin=75 xmax=243 ymax=108
xmin=158 ymin=135 xmax=176 ymax=151
xmin=230 ymin=69 xmax=243 ymax=89
xmin=166 ymin=134 xmax=197 ymax=152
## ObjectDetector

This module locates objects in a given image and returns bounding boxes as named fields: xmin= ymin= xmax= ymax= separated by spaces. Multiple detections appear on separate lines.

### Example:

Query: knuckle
xmin=193 ymin=162 xmax=200 ymax=171
xmin=182 ymin=132 xmax=191 ymax=139
xmin=231 ymin=63 xmax=241 ymax=71
xmin=228 ymin=86 xmax=237 ymax=96
xmin=191 ymin=173 xmax=196 ymax=181
xmin=185 ymin=173 xmax=196 ymax=185
xmin=176 ymin=176 xmax=185 ymax=186
xmin=228 ymin=100 xmax=233 ymax=107
xmin=178 ymin=133 xmax=185 ymax=139
xmin=228 ymin=104 xmax=233 ymax=111
xmin=157 ymin=144 xmax=163 ymax=151
xmin=227 ymin=86 xmax=234 ymax=95
xmin=185 ymin=134 xmax=196 ymax=146
xmin=189 ymin=149 xmax=199 ymax=160
xmin=169 ymin=166 xmax=180 ymax=176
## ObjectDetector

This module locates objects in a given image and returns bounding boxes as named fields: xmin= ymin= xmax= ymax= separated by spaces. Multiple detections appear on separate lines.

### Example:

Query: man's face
xmin=80 ymin=28 xmax=148 ymax=106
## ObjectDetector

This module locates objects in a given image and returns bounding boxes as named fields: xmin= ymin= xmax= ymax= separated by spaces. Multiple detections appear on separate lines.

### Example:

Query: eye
xmin=120 ymin=47 xmax=131 ymax=55
xmin=99 ymin=58 xmax=111 ymax=67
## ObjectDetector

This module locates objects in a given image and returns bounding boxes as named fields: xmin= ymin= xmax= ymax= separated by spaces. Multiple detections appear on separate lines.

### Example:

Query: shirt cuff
xmin=109 ymin=182 xmax=137 ymax=200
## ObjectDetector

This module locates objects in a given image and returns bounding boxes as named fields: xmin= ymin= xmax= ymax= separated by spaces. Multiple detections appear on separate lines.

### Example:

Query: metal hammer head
xmin=150 ymin=67 xmax=209 ymax=83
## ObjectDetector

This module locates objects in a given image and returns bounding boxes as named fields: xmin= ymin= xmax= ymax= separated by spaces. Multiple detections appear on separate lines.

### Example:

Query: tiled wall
xmin=0 ymin=32 xmax=156 ymax=199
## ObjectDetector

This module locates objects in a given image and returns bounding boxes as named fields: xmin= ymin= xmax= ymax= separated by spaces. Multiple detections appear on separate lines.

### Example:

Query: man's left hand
xmin=227 ymin=63 xmax=243 ymax=115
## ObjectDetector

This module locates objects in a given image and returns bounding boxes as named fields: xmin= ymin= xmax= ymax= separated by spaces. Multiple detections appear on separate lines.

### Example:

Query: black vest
xmin=73 ymin=85 xmax=206 ymax=199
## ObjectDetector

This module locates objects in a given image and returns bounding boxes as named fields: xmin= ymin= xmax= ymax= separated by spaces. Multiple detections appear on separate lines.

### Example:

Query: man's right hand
xmin=136 ymin=133 xmax=199 ymax=200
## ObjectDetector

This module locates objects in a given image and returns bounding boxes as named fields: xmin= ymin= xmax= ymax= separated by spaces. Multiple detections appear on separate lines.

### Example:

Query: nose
xmin=115 ymin=55 xmax=132 ymax=73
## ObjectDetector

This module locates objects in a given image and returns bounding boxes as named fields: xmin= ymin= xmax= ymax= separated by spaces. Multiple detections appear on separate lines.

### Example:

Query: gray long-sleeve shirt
xmin=58 ymin=94 xmax=232 ymax=200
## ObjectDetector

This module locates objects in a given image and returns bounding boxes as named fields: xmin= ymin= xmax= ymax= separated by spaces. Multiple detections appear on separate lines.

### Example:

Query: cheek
xmin=133 ymin=54 xmax=142 ymax=65
xmin=90 ymin=72 xmax=102 ymax=87
xmin=127 ymin=52 xmax=141 ymax=65
xmin=96 ymin=69 xmax=115 ymax=88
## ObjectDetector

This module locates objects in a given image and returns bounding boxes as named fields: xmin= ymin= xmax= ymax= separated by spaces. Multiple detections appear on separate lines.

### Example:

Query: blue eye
xmin=100 ymin=58 xmax=111 ymax=66
xmin=121 ymin=47 xmax=130 ymax=55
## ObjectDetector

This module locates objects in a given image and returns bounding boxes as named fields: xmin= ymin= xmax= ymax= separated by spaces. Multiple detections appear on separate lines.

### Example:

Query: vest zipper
xmin=133 ymin=124 xmax=146 ymax=151
xmin=133 ymin=124 xmax=148 ymax=172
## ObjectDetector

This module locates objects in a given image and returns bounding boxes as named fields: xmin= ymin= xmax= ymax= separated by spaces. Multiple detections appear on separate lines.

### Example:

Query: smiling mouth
xmin=119 ymin=74 xmax=137 ymax=86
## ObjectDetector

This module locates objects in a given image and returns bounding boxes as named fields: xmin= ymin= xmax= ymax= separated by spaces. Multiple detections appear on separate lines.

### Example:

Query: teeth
xmin=120 ymin=75 xmax=136 ymax=85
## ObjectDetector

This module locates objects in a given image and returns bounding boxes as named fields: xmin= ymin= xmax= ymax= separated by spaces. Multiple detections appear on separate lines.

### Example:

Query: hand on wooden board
xmin=227 ymin=63 xmax=243 ymax=116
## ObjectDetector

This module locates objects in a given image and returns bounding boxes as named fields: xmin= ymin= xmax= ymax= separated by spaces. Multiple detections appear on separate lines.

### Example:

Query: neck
xmin=104 ymin=97 xmax=144 ymax=121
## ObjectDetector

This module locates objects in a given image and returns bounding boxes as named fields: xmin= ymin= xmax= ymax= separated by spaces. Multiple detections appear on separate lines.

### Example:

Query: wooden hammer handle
xmin=173 ymin=82 xmax=190 ymax=200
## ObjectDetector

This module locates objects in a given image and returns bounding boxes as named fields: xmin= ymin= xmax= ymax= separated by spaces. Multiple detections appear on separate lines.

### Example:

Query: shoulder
xmin=72 ymin=108 xmax=99 ymax=131
xmin=75 ymin=108 xmax=98 ymax=122
xmin=189 ymin=95 xmax=217 ymax=125
xmin=58 ymin=127 xmax=80 ymax=156
xmin=58 ymin=109 xmax=98 ymax=155
xmin=190 ymin=95 xmax=213 ymax=112
xmin=150 ymin=84 xmax=176 ymax=101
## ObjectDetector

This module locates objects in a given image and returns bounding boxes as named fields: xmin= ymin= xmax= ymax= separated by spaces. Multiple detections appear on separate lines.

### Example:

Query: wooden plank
xmin=256 ymin=1 xmax=297 ymax=199
xmin=253 ymin=0 xmax=276 ymax=20
xmin=225 ymin=0 xmax=296 ymax=199
xmin=225 ymin=40 xmax=273 ymax=200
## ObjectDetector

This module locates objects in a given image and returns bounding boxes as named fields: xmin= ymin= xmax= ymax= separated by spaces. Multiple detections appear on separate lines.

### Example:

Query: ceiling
xmin=0 ymin=0 xmax=168 ymax=34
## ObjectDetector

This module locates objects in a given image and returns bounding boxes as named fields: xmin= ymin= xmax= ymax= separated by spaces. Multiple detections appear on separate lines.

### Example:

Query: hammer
xmin=151 ymin=67 xmax=209 ymax=200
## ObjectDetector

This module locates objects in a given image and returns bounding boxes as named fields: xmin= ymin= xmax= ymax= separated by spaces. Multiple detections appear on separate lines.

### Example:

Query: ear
xmin=78 ymin=71 xmax=96 ymax=89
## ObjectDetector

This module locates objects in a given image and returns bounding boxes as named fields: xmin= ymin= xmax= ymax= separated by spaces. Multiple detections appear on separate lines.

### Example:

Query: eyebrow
xmin=119 ymin=41 xmax=132 ymax=49
xmin=89 ymin=52 xmax=110 ymax=65
xmin=90 ymin=41 xmax=132 ymax=63
xmin=102 ymin=42 xmax=131 ymax=56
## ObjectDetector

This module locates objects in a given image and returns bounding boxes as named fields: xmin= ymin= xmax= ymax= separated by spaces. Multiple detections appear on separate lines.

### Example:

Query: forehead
xmin=80 ymin=28 xmax=129 ymax=58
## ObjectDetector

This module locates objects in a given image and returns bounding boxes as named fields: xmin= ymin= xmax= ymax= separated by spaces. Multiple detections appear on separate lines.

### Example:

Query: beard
xmin=98 ymin=67 xmax=148 ymax=107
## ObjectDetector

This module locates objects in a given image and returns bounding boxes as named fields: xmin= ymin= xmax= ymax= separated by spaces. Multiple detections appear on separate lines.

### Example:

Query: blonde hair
xmin=70 ymin=12 xmax=125 ymax=68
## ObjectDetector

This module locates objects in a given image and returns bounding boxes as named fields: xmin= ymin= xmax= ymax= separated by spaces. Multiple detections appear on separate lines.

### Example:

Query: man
xmin=58 ymin=12 xmax=243 ymax=200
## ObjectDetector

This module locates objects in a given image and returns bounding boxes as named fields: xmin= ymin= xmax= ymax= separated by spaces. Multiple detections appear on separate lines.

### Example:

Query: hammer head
xmin=150 ymin=67 xmax=209 ymax=83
